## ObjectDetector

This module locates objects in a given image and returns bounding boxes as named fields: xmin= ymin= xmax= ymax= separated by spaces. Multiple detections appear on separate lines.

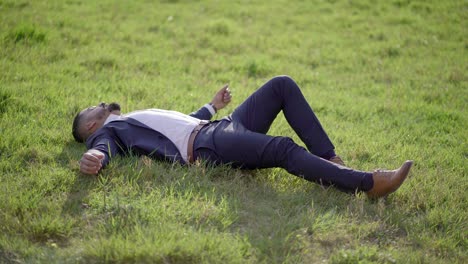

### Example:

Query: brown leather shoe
xmin=367 ymin=160 xmax=413 ymax=198
xmin=329 ymin=156 xmax=346 ymax=167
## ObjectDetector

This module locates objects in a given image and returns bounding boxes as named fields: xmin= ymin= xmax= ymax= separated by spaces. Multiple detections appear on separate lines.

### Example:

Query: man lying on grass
xmin=72 ymin=76 xmax=413 ymax=198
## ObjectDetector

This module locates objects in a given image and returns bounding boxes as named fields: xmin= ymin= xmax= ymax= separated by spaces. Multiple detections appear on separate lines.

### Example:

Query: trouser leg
xmin=230 ymin=75 xmax=335 ymax=158
xmin=194 ymin=121 xmax=373 ymax=192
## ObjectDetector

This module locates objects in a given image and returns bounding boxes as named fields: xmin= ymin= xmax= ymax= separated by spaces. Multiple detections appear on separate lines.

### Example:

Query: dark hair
xmin=72 ymin=112 xmax=84 ymax=143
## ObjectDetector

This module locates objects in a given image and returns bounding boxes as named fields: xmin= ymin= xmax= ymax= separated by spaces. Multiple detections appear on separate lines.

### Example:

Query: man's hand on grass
xmin=79 ymin=149 xmax=104 ymax=175
xmin=210 ymin=84 xmax=232 ymax=111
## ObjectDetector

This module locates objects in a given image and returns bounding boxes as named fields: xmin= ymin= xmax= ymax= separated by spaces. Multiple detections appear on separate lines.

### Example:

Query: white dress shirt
xmin=102 ymin=104 xmax=215 ymax=162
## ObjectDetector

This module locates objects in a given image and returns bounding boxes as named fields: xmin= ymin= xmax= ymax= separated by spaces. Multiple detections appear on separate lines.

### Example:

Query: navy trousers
xmin=193 ymin=76 xmax=373 ymax=193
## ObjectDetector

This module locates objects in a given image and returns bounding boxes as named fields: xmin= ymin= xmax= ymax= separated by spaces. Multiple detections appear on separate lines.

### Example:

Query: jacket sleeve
xmin=86 ymin=133 xmax=120 ymax=169
xmin=189 ymin=104 xmax=215 ymax=120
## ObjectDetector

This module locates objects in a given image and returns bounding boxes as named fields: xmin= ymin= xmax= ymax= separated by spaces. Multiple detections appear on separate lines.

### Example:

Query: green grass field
xmin=1 ymin=0 xmax=466 ymax=263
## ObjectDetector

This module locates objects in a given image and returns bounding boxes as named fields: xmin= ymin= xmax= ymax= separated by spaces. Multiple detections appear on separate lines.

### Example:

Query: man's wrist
xmin=209 ymin=102 xmax=218 ymax=112
xmin=204 ymin=103 xmax=217 ymax=115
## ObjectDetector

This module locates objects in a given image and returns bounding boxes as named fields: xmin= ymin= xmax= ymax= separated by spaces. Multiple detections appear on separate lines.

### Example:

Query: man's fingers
xmin=83 ymin=153 xmax=100 ymax=162
xmin=211 ymin=84 xmax=232 ymax=110
xmin=80 ymin=157 xmax=101 ymax=168
xmin=80 ymin=163 xmax=99 ymax=175
xmin=79 ymin=160 xmax=100 ymax=174
xmin=223 ymin=87 xmax=232 ymax=102
xmin=83 ymin=151 xmax=105 ymax=164
xmin=88 ymin=149 xmax=105 ymax=160
xmin=80 ymin=152 xmax=103 ymax=174
xmin=78 ymin=149 xmax=105 ymax=175
xmin=80 ymin=157 xmax=101 ymax=171
xmin=217 ymin=84 xmax=229 ymax=95
xmin=223 ymin=89 xmax=232 ymax=103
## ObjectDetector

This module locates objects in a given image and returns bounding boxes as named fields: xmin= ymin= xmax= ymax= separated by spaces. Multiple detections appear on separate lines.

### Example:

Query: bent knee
xmin=271 ymin=75 xmax=295 ymax=85
xmin=268 ymin=75 xmax=301 ymax=94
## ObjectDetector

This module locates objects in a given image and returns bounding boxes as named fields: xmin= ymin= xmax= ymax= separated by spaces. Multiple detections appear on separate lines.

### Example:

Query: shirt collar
xmin=103 ymin=114 xmax=124 ymax=126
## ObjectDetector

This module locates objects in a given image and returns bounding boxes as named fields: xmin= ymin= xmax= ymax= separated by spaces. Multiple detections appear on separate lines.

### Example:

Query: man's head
xmin=72 ymin=102 xmax=121 ymax=143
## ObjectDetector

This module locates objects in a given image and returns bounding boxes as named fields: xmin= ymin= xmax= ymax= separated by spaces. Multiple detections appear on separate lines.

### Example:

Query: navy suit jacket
xmin=85 ymin=106 xmax=213 ymax=168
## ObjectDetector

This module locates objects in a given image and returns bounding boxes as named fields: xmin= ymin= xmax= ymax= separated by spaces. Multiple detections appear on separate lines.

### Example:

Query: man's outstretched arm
xmin=190 ymin=84 xmax=232 ymax=119
xmin=80 ymin=133 xmax=119 ymax=175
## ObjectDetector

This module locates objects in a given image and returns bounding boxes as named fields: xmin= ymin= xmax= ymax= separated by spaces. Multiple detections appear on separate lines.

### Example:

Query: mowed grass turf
xmin=0 ymin=0 xmax=466 ymax=263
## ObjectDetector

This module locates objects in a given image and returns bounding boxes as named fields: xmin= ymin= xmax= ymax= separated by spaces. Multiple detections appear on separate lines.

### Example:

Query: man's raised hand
xmin=210 ymin=84 xmax=232 ymax=111
xmin=79 ymin=149 xmax=104 ymax=175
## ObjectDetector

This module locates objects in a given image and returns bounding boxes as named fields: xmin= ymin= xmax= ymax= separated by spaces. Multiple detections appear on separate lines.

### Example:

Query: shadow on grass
xmin=58 ymin=140 xmax=97 ymax=217
xmin=137 ymin=160 xmax=357 ymax=262
xmin=56 ymin=140 xmax=364 ymax=262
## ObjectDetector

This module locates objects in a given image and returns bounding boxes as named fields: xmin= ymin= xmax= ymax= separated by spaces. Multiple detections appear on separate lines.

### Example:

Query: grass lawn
xmin=0 ymin=0 xmax=466 ymax=263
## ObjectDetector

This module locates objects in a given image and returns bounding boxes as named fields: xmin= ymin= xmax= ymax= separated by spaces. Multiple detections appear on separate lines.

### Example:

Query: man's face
xmin=79 ymin=102 xmax=121 ymax=121
xmin=78 ymin=102 xmax=121 ymax=136
xmin=73 ymin=102 xmax=121 ymax=142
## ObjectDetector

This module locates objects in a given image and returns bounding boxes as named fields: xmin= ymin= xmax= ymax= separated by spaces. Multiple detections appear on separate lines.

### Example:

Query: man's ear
xmin=85 ymin=121 xmax=97 ymax=132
